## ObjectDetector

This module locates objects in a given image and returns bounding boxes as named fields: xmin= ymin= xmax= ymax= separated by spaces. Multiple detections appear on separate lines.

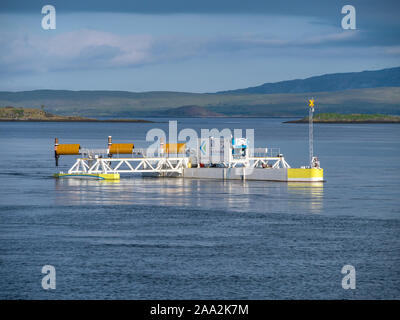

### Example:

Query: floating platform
xmin=182 ymin=167 xmax=323 ymax=182
xmin=53 ymin=168 xmax=323 ymax=182
xmin=53 ymin=134 xmax=324 ymax=182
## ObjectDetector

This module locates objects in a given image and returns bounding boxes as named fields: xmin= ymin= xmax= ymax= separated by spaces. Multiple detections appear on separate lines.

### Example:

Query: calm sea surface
xmin=0 ymin=118 xmax=399 ymax=299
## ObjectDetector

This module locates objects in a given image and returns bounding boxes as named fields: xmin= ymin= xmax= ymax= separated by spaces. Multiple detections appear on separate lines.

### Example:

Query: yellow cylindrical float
xmin=164 ymin=143 xmax=186 ymax=154
xmin=56 ymin=144 xmax=80 ymax=155
xmin=109 ymin=143 xmax=134 ymax=154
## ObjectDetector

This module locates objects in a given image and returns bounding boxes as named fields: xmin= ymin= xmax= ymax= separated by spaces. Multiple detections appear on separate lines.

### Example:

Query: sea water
xmin=0 ymin=118 xmax=399 ymax=299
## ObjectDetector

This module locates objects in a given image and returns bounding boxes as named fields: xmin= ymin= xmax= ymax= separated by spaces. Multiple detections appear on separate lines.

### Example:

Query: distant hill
xmin=285 ymin=113 xmax=400 ymax=123
xmin=0 ymin=87 xmax=399 ymax=117
xmin=0 ymin=90 xmax=210 ymax=117
xmin=0 ymin=67 xmax=399 ymax=117
xmin=156 ymin=105 xmax=223 ymax=117
xmin=0 ymin=106 xmax=153 ymax=122
xmin=218 ymin=67 xmax=400 ymax=94
xmin=0 ymin=106 xmax=90 ymax=121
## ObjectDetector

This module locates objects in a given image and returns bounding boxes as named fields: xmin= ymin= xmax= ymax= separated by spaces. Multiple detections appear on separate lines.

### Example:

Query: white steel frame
xmin=68 ymin=157 xmax=189 ymax=174
xmin=67 ymin=154 xmax=290 ymax=175
xmin=249 ymin=156 xmax=291 ymax=169
xmin=66 ymin=140 xmax=291 ymax=176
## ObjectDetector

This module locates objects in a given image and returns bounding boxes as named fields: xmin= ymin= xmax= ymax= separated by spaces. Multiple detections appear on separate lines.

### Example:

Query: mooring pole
xmin=107 ymin=136 xmax=112 ymax=158
xmin=54 ymin=137 xmax=59 ymax=167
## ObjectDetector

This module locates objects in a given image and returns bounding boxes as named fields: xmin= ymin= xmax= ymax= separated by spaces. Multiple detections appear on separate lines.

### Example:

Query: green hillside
xmin=285 ymin=113 xmax=400 ymax=123
xmin=1 ymin=67 xmax=400 ymax=117
xmin=0 ymin=106 xmax=90 ymax=121
xmin=0 ymin=106 xmax=153 ymax=122
xmin=0 ymin=87 xmax=399 ymax=117
xmin=218 ymin=66 xmax=400 ymax=94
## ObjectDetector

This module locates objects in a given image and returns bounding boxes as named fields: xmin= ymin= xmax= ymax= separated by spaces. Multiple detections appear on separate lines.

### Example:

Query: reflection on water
xmin=287 ymin=182 xmax=324 ymax=213
xmin=54 ymin=176 xmax=324 ymax=214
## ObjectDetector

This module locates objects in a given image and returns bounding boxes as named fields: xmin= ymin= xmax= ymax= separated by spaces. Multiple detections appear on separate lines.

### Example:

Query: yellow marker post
xmin=308 ymin=98 xmax=315 ymax=167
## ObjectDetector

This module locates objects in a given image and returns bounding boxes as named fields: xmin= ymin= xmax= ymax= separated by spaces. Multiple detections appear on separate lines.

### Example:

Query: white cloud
xmin=0 ymin=29 xmax=154 ymax=73
xmin=0 ymin=27 xmax=395 ymax=76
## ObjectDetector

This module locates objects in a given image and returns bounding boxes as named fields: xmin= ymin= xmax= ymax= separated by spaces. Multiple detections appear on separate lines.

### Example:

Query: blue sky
xmin=0 ymin=0 xmax=399 ymax=92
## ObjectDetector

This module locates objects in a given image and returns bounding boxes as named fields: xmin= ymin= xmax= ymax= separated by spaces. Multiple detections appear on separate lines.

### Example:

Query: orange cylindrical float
xmin=109 ymin=143 xmax=134 ymax=154
xmin=55 ymin=144 xmax=80 ymax=155
xmin=164 ymin=143 xmax=186 ymax=154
